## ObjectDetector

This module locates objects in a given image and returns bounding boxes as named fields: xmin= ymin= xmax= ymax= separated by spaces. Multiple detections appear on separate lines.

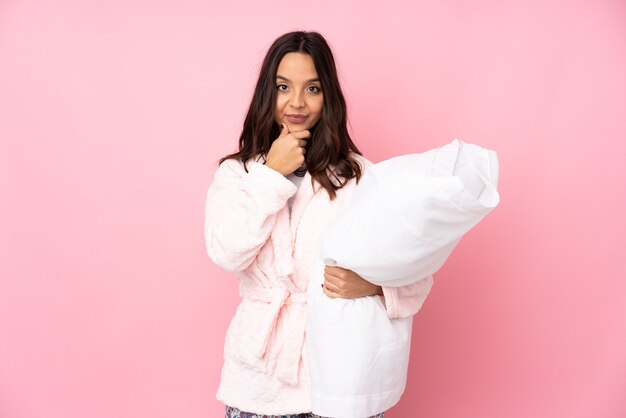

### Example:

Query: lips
xmin=286 ymin=114 xmax=307 ymax=123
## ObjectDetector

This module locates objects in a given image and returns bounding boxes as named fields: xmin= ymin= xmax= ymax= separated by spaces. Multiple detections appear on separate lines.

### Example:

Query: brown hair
xmin=219 ymin=30 xmax=363 ymax=200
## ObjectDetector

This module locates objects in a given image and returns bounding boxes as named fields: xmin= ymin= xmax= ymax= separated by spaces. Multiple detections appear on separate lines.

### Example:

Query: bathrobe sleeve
xmin=204 ymin=158 xmax=297 ymax=272
xmin=380 ymin=275 xmax=434 ymax=319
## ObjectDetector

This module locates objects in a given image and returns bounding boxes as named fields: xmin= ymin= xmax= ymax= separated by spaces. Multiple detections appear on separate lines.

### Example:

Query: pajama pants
xmin=225 ymin=405 xmax=385 ymax=418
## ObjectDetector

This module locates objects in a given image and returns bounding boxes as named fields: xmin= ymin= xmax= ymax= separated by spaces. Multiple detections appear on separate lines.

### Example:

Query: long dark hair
xmin=219 ymin=30 xmax=363 ymax=200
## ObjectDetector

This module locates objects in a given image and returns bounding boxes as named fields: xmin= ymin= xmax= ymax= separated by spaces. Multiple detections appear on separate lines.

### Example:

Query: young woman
xmin=204 ymin=31 xmax=432 ymax=418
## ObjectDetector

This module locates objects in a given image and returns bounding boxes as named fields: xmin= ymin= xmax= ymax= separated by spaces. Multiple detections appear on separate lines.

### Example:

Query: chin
xmin=287 ymin=122 xmax=309 ymax=130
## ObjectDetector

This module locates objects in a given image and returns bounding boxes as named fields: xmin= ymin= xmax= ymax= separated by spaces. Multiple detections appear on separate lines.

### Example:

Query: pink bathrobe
xmin=204 ymin=153 xmax=434 ymax=415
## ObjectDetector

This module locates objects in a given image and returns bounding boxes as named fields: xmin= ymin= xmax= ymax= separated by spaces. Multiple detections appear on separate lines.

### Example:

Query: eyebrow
xmin=276 ymin=75 xmax=320 ymax=83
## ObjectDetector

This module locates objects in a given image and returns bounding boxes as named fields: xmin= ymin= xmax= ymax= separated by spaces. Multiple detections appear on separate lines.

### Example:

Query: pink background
xmin=1 ymin=0 xmax=625 ymax=417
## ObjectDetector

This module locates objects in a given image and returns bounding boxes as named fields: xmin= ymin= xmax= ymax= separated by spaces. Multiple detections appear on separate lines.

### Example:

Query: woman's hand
xmin=265 ymin=123 xmax=309 ymax=176
xmin=322 ymin=265 xmax=384 ymax=299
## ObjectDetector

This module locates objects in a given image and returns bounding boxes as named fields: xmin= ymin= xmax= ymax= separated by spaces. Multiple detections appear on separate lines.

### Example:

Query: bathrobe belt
xmin=239 ymin=285 xmax=308 ymax=385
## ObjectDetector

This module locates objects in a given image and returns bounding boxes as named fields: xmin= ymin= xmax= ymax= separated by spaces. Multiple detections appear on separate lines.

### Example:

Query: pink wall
xmin=1 ymin=1 xmax=625 ymax=417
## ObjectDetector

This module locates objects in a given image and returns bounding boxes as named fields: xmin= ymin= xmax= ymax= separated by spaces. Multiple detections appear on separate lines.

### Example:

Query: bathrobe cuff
xmin=380 ymin=275 xmax=434 ymax=319
xmin=241 ymin=162 xmax=298 ymax=208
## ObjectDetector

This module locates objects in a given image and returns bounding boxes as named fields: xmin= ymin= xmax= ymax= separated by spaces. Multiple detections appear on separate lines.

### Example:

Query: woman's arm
xmin=204 ymin=159 xmax=297 ymax=272
xmin=323 ymin=266 xmax=434 ymax=319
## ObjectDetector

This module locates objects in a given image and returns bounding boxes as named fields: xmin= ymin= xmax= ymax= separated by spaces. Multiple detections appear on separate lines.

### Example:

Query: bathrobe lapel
xmin=264 ymin=171 xmax=321 ymax=385
xmin=270 ymin=171 xmax=320 ymax=293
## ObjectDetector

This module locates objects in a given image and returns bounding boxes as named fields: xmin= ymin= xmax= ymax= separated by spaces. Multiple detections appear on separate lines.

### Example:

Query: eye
xmin=308 ymin=86 xmax=321 ymax=93
xmin=276 ymin=84 xmax=288 ymax=92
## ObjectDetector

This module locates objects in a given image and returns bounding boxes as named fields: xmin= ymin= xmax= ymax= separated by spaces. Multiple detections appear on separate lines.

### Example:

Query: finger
xmin=322 ymin=284 xmax=340 ymax=299
xmin=324 ymin=265 xmax=346 ymax=279
xmin=292 ymin=130 xmax=310 ymax=138
xmin=323 ymin=273 xmax=342 ymax=289
xmin=280 ymin=123 xmax=290 ymax=136
xmin=322 ymin=278 xmax=336 ymax=292
xmin=298 ymin=139 xmax=307 ymax=148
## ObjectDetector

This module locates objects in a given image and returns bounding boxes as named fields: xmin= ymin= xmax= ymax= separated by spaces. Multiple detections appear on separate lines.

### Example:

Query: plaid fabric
xmin=225 ymin=405 xmax=384 ymax=418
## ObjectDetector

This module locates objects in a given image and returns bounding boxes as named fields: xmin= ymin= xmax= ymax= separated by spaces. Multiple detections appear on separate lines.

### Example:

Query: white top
xmin=286 ymin=172 xmax=306 ymax=212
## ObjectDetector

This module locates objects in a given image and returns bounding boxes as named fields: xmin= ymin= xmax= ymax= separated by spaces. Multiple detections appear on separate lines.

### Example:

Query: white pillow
xmin=307 ymin=139 xmax=500 ymax=418
xmin=320 ymin=138 xmax=500 ymax=286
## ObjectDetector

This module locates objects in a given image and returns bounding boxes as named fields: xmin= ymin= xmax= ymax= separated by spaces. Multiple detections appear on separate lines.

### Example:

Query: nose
xmin=290 ymin=90 xmax=305 ymax=109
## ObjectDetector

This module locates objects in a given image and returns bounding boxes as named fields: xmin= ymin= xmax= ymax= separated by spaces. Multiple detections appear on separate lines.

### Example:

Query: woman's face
xmin=274 ymin=52 xmax=324 ymax=132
